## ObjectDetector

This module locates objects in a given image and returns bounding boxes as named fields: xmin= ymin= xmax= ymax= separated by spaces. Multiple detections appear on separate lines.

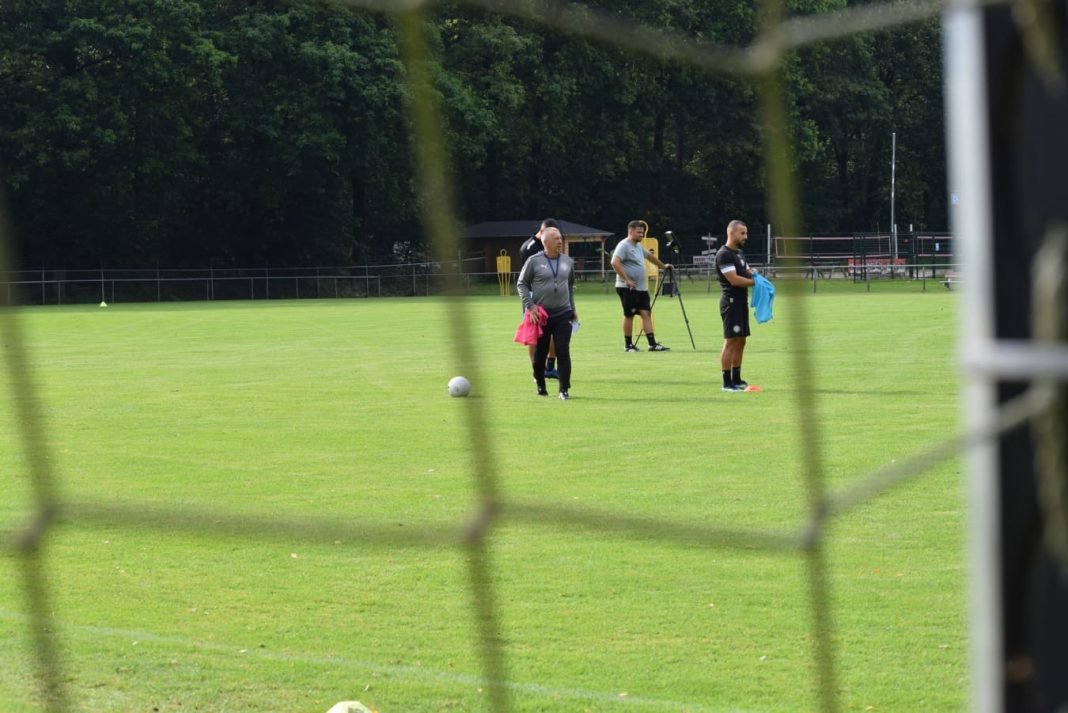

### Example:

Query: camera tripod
xmin=637 ymin=265 xmax=696 ymax=350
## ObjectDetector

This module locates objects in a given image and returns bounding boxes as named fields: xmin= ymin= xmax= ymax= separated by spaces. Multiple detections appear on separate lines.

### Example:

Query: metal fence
xmin=1 ymin=260 xmax=469 ymax=304
xmin=2 ymin=252 xmax=962 ymax=306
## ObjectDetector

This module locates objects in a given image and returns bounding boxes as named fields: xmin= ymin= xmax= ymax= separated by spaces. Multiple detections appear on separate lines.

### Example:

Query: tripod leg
xmin=662 ymin=266 xmax=696 ymax=350
xmin=675 ymin=287 xmax=697 ymax=350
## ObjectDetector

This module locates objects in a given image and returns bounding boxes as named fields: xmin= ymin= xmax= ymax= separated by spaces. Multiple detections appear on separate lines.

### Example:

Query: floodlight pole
xmin=891 ymin=132 xmax=897 ymax=263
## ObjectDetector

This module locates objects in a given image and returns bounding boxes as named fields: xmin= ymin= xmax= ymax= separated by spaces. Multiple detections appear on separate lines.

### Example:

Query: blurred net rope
xmin=2 ymin=0 xmax=1063 ymax=711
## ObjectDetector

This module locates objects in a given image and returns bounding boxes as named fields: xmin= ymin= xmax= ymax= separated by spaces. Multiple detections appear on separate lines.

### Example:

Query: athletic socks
xmin=731 ymin=366 xmax=742 ymax=385
xmin=723 ymin=370 xmax=733 ymax=388
xmin=646 ymin=333 xmax=657 ymax=347
xmin=546 ymin=358 xmax=556 ymax=371
xmin=625 ymin=336 xmax=634 ymax=347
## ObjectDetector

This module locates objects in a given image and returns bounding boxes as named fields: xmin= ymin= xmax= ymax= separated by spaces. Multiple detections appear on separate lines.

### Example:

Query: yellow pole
xmin=495 ymin=250 xmax=512 ymax=296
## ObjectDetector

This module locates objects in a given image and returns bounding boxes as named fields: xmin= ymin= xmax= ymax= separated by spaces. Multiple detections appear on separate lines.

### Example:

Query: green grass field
xmin=1 ymin=285 xmax=965 ymax=712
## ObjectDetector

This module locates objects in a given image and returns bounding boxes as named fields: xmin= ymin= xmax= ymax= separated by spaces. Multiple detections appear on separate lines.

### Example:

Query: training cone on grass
xmin=744 ymin=384 xmax=763 ymax=392
xmin=99 ymin=301 xmax=108 ymax=307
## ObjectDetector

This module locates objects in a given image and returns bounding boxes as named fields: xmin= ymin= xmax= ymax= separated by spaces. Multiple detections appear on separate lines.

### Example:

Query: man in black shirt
xmin=519 ymin=219 xmax=558 ymax=264
xmin=714 ymin=220 xmax=758 ymax=391
xmin=519 ymin=218 xmax=561 ymax=377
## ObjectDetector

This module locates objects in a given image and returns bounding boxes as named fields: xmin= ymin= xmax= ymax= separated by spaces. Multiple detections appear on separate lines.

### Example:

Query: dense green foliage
xmin=0 ymin=0 xmax=946 ymax=268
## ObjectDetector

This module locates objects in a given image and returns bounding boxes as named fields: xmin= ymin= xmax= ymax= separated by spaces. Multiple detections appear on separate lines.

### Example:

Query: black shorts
xmin=720 ymin=294 xmax=750 ymax=338
xmin=616 ymin=287 xmax=651 ymax=316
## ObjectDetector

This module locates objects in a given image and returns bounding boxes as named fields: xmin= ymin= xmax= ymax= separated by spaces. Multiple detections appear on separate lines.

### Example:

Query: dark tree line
xmin=0 ymin=0 xmax=947 ymax=269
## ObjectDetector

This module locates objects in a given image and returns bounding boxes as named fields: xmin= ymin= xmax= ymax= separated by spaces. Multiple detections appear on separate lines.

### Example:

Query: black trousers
xmin=534 ymin=313 xmax=573 ymax=391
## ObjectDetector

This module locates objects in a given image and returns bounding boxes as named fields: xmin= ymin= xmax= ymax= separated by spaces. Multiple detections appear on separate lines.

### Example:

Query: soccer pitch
xmin=1 ymin=286 xmax=964 ymax=712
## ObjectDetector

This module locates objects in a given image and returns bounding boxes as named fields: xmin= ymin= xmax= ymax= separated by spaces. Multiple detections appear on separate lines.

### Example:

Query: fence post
xmin=810 ymin=236 xmax=817 ymax=293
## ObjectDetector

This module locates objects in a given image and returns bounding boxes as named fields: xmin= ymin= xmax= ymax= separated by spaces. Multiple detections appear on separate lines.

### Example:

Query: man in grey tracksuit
xmin=517 ymin=227 xmax=577 ymax=400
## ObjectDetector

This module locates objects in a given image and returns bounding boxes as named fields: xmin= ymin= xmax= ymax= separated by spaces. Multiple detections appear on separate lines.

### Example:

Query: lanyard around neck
xmin=545 ymin=254 xmax=561 ymax=278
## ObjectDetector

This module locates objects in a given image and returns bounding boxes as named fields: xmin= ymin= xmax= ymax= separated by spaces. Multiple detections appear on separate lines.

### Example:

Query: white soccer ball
xmin=326 ymin=703 xmax=373 ymax=713
xmin=447 ymin=376 xmax=471 ymax=397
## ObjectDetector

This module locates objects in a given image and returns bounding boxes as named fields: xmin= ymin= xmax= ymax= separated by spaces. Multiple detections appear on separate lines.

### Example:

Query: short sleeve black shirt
xmin=519 ymin=236 xmax=543 ymax=264
xmin=715 ymin=245 xmax=751 ymax=299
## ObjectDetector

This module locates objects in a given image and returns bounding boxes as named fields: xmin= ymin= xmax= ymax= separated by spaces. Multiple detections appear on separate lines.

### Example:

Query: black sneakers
xmin=558 ymin=391 xmax=570 ymax=400
xmin=537 ymin=385 xmax=549 ymax=396
xmin=624 ymin=344 xmax=640 ymax=352
xmin=648 ymin=343 xmax=670 ymax=351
